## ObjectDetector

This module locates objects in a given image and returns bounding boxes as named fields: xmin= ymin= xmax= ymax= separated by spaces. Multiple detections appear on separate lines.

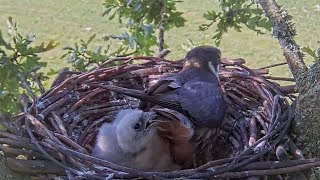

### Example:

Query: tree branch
xmin=158 ymin=0 xmax=167 ymax=52
xmin=257 ymin=0 xmax=308 ymax=86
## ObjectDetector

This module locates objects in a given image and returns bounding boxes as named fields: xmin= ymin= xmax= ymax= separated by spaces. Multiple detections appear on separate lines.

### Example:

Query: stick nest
xmin=0 ymin=55 xmax=315 ymax=180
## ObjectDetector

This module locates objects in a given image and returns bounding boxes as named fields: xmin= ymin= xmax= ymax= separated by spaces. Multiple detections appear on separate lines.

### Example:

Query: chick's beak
xmin=146 ymin=119 xmax=169 ymax=129
xmin=145 ymin=120 xmax=157 ymax=129
xmin=144 ymin=112 xmax=157 ymax=129
xmin=145 ymin=116 xmax=172 ymax=129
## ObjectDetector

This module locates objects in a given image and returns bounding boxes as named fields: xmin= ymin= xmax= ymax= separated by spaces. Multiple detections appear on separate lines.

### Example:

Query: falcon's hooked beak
xmin=208 ymin=50 xmax=221 ymax=80
xmin=208 ymin=62 xmax=220 ymax=81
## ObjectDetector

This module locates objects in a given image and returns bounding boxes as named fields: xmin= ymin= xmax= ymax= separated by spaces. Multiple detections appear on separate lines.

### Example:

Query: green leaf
xmin=15 ymin=42 xmax=28 ymax=55
xmin=0 ymin=30 xmax=7 ymax=46
xmin=102 ymin=7 xmax=113 ymax=17
xmin=7 ymin=17 xmax=17 ymax=32
xmin=62 ymin=46 xmax=75 ymax=51
xmin=203 ymin=11 xmax=217 ymax=21
xmin=301 ymin=46 xmax=318 ymax=61
xmin=60 ymin=52 xmax=69 ymax=59
xmin=108 ymin=8 xmax=118 ymax=20
xmin=43 ymin=40 xmax=59 ymax=52
xmin=80 ymin=39 xmax=87 ymax=49
xmin=47 ymin=68 xmax=58 ymax=76
xmin=87 ymin=34 xmax=96 ymax=45
xmin=0 ymin=48 xmax=6 ymax=55
xmin=142 ymin=24 xmax=153 ymax=38
xmin=202 ymin=0 xmax=271 ymax=45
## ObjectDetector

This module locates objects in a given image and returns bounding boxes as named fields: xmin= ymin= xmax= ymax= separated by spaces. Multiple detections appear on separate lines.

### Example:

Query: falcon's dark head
xmin=183 ymin=46 xmax=221 ymax=78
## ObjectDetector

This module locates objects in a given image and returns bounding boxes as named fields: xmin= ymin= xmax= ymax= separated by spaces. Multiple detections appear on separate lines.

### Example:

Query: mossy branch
xmin=257 ymin=0 xmax=308 ymax=87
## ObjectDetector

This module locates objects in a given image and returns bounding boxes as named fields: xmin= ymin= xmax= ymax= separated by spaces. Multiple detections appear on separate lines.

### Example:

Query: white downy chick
xmin=92 ymin=109 xmax=180 ymax=171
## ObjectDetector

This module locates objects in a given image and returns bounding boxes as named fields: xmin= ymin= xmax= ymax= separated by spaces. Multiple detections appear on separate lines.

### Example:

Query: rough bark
xmin=257 ymin=0 xmax=308 ymax=86
xmin=258 ymin=0 xmax=320 ymax=176
xmin=292 ymin=62 xmax=320 ymax=158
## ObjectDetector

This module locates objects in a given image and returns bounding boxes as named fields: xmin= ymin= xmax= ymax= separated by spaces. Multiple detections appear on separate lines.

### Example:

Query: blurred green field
xmin=0 ymin=0 xmax=319 ymax=83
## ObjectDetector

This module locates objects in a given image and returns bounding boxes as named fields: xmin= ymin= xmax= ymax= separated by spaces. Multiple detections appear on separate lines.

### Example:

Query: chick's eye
xmin=133 ymin=122 xmax=141 ymax=131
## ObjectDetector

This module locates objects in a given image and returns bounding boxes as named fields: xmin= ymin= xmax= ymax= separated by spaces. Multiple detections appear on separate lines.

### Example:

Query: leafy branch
xmin=301 ymin=42 xmax=320 ymax=63
xmin=102 ymin=0 xmax=186 ymax=55
xmin=61 ymin=34 xmax=135 ymax=71
xmin=0 ymin=17 xmax=59 ymax=115
xmin=200 ymin=0 xmax=272 ymax=45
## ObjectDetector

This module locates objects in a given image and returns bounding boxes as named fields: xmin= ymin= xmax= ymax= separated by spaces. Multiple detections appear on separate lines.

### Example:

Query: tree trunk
xmin=293 ymin=62 xmax=320 ymax=158
xmin=257 ymin=0 xmax=320 ymax=177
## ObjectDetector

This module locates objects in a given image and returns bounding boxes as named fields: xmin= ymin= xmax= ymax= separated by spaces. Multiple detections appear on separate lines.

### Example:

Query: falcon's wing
xmin=147 ymin=75 xmax=183 ymax=95
xmin=140 ymin=74 xmax=184 ymax=110
xmin=178 ymin=81 xmax=227 ymax=128
xmin=153 ymin=108 xmax=194 ymax=144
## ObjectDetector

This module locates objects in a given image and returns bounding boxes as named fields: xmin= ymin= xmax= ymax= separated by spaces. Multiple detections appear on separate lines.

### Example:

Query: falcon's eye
xmin=133 ymin=122 xmax=142 ymax=131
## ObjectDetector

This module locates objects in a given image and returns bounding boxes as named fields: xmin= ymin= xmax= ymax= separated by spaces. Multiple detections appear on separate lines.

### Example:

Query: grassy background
xmin=0 ymin=0 xmax=319 ymax=83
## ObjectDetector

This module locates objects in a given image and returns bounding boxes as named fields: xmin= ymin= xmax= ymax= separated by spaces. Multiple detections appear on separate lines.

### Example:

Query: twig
xmin=6 ymin=158 xmax=65 ymax=175
xmin=0 ymin=145 xmax=46 ymax=158
xmin=278 ymin=85 xmax=297 ymax=94
xmin=62 ymin=147 xmax=166 ymax=180
xmin=158 ymin=0 xmax=167 ymax=52
xmin=31 ymin=72 xmax=45 ymax=94
xmin=259 ymin=62 xmax=288 ymax=69
xmin=51 ymin=111 xmax=68 ymax=135
xmin=263 ymin=76 xmax=295 ymax=82
xmin=18 ymin=73 xmax=36 ymax=99
xmin=157 ymin=49 xmax=171 ymax=59
xmin=286 ymin=137 xmax=305 ymax=160
xmin=221 ymin=58 xmax=246 ymax=65
xmin=217 ymin=159 xmax=320 ymax=178
xmin=249 ymin=117 xmax=258 ymax=146
xmin=276 ymin=144 xmax=288 ymax=161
